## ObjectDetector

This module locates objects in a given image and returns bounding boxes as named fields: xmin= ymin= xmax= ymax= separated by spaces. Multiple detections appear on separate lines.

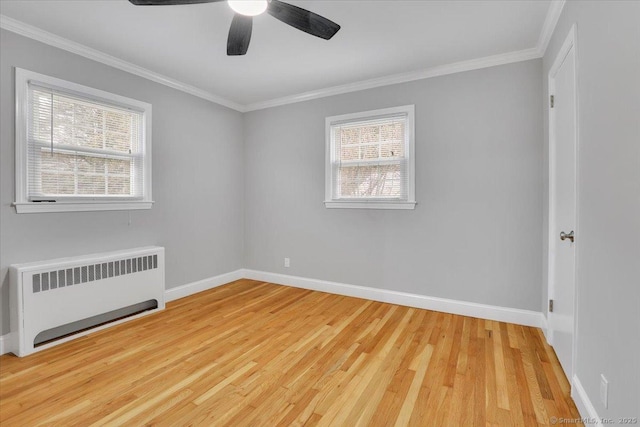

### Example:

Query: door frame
xmin=547 ymin=24 xmax=579 ymax=383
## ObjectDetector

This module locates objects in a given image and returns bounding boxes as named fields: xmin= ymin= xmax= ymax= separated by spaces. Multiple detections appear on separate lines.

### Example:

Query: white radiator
xmin=9 ymin=246 xmax=165 ymax=357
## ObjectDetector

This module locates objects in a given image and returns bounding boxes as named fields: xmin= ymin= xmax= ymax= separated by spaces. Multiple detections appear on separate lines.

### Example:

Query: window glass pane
xmin=40 ymin=151 xmax=75 ymax=172
xmin=339 ymin=163 xmax=402 ymax=198
xmin=360 ymin=125 xmax=379 ymax=143
xmin=31 ymin=90 xmax=53 ymax=143
xmin=41 ymin=172 xmax=75 ymax=195
xmin=105 ymin=131 xmax=131 ymax=153
xmin=76 ymin=155 xmax=105 ymax=173
xmin=340 ymin=145 xmax=359 ymax=161
xmin=106 ymin=158 xmax=130 ymax=175
xmin=52 ymin=98 xmax=74 ymax=145
xmin=73 ymin=126 xmax=104 ymax=150
xmin=337 ymin=119 xmax=405 ymax=163
xmin=74 ymin=103 xmax=104 ymax=129
xmin=340 ymin=128 xmax=359 ymax=145
xmin=361 ymin=144 xmax=379 ymax=160
xmin=108 ymin=176 xmax=131 ymax=195
xmin=34 ymin=149 xmax=133 ymax=197
xmin=77 ymin=174 xmax=106 ymax=194
xmin=105 ymin=110 xmax=131 ymax=133
xmin=380 ymin=142 xmax=403 ymax=158
xmin=380 ymin=122 xmax=403 ymax=142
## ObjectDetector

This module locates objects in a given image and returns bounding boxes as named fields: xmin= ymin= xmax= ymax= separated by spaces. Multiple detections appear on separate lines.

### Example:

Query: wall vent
xmin=31 ymin=255 xmax=158 ymax=293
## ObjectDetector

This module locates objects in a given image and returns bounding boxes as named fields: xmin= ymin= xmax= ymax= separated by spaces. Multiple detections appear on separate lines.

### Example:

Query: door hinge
xmin=550 ymin=95 xmax=555 ymax=108
xmin=549 ymin=299 xmax=554 ymax=312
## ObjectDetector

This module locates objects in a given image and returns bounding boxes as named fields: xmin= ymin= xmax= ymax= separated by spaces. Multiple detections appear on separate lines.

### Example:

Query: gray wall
xmin=0 ymin=30 xmax=245 ymax=335
xmin=244 ymin=59 xmax=543 ymax=311
xmin=542 ymin=1 xmax=640 ymax=418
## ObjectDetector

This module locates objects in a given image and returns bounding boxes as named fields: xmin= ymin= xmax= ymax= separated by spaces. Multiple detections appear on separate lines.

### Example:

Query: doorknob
xmin=560 ymin=231 xmax=574 ymax=242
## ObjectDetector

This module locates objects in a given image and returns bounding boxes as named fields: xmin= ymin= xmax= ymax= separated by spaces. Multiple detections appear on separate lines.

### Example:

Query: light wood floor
xmin=0 ymin=279 xmax=581 ymax=426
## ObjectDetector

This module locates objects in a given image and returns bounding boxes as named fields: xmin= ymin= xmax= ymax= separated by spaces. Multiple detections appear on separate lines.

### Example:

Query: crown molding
xmin=536 ymin=0 xmax=566 ymax=56
xmin=0 ymin=15 xmax=245 ymax=112
xmin=245 ymin=0 xmax=566 ymax=112
xmin=243 ymin=47 xmax=540 ymax=111
xmin=2 ymin=0 xmax=565 ymax=113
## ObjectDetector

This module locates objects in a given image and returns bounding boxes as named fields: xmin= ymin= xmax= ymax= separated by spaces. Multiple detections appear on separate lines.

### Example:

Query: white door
xmin=548 ymin=33 xmax=577 ymax=379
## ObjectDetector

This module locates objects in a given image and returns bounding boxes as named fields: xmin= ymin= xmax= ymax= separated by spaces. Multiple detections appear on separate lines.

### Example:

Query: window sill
xmin=13 ymin=201 xmax=154 ymax=214
xmin=324 ymin=200 xmax=416 ymax=210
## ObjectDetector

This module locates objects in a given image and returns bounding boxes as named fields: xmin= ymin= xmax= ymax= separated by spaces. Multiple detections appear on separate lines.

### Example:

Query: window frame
xmin=14 ymin=68 xmax=153 ymax=213
xmin=325 ymin=105 xmax=416 ymax=209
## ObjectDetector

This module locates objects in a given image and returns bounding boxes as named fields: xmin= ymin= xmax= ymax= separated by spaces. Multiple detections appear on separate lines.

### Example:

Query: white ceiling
xmin=0 ymin=0 xmax=553 ymax=109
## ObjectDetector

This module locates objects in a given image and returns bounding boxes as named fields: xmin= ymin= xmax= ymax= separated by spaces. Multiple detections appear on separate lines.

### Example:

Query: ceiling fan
xmin=129 ymin=0 xmax=341 ymax=56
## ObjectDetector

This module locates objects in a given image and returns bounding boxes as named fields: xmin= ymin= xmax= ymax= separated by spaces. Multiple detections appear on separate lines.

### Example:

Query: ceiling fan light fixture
xmin=129 ymin=0 xmax=341 ymax=56
xmin=228 ymin=0 xmax=268 ymax=16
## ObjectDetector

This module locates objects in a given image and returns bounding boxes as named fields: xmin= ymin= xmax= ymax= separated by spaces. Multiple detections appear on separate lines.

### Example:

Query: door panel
xmin=549 ymin=45 xmax=577 ymax=379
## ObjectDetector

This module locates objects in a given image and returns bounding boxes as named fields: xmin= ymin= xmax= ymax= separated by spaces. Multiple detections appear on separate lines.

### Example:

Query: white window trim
xmin=324 ymin=105 xmax=416 ymax=210
xmin=13 ymin=68 xmax=153 ymax=213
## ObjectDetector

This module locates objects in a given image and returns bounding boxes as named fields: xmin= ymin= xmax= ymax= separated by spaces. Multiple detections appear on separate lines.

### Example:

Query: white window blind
xmin=325 ymin=105 xmax=416 ymax=209
xmin=27 ymin=83 xmax=144 ymax=200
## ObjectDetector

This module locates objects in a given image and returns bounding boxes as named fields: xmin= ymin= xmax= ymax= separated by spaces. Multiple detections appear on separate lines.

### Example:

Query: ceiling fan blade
xmin=267 ymin=0 xmax=340 ymax=40
xmin=227 ymin=14 xmax=253 ymax=56
xmin=129 ymin=0 xmax=224 ymax=5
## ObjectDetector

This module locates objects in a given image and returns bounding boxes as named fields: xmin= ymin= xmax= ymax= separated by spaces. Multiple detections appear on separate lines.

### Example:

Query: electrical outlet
xmin=284 ymin=257 xmax=290 ymax=268
xmin=600 ymin=374 xmax=608 ymax=408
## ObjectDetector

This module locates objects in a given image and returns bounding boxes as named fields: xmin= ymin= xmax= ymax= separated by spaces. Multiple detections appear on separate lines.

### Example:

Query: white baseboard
xmin=541 ymin=315 xmax=551 ymax=343
xmin=0 ymin=333 xmax=9 ymax=356
xmin=0 ymin=268 xmax=546 ymax=355
xmin=241 ymin=269 xmax=546 ymax=328
xmin=164 ymin=269 xmax=244 ymax=302
xmin=572 ymin=375 xmax=602 ymax=427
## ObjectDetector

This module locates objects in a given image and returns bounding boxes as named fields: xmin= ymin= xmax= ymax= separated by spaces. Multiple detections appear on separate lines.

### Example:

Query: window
xmin=325 ymin=105 xmax=416 ymax=209
xmin=14 ymin=68 xmax=152 ymax=213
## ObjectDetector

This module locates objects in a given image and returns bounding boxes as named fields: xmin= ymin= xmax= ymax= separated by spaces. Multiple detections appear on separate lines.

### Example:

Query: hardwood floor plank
xmin=485 ymin=325 xmax=499 ymax=424
xmin=501 ymin=323 xmax=525 ymax=426
xmin=493 ymin=320 xmax=511 ymax=410
xmin=0 ymin=280 xmax=582 ymax=426
xmin=473 ymin=321 xmax=487 ymax=427
xmin=394 ymin=342 xmax=433 ymax=426
xmin=511 ymin=346 xmax=539 ymax=427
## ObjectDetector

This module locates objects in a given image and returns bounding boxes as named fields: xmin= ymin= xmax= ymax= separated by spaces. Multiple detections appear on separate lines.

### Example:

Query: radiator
xmin=9 ymin=246 xmax=165 ymax=357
